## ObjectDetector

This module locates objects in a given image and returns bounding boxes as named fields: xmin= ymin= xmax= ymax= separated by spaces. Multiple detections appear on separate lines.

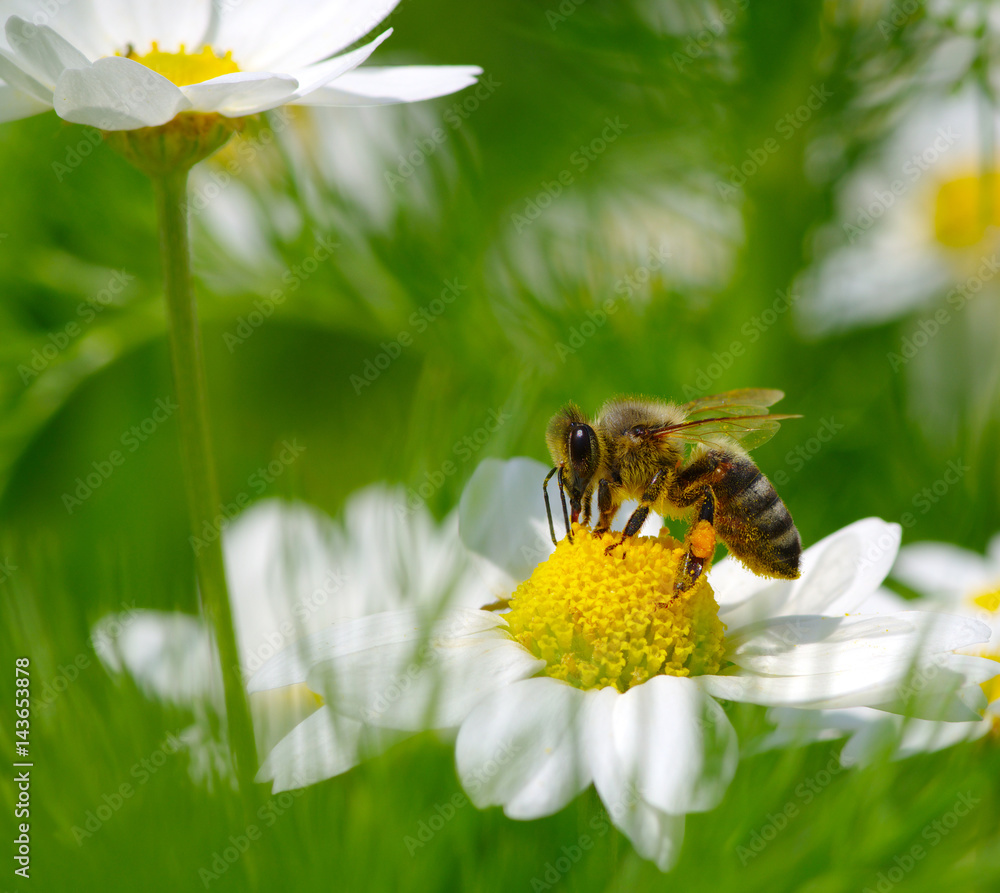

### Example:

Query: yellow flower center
xmin=971 ymin=585 xmax=1000 ymax=614
xmin=103 ymin=43 xmax=246 ymax=174
xmin=933 ymin=171 xmax=1000 ymax=249
xmin=124 ymin=42 xmax=240 ymax=86
xmin=966 ymin=585 xmax=1000 ymax=705
xmin=979 ymin=666 xmax=1000 ymax=706
xmin=505 ymin=526 xmax=726 ymax=692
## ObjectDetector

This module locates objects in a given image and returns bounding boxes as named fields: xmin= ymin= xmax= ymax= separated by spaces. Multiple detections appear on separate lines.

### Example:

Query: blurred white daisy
xmin=493 ymin=173 xmax=741 ymax=327
xmin=93 ymin=484 xmax=499 ymax=786
xmin=191 ymin=97 xmax=458 ymax=279
xmin=753 ymin=534 xmax=1000 ymax=766
xmin=0 ymin=0 xmax=480 ymax=129
xmin=250 ymin=457 xmax=995 ymax=871
xmin=797 ymin=85 xmax=1000 ymax=335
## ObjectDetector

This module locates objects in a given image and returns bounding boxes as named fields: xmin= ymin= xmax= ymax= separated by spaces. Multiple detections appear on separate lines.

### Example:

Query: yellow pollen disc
xmin=963 ymin=584 xmax=1000 ymax=704
xmin=970 ymin=585 xmax=1000 ymax=614
xmin=504 ymin=526 xmax=726 ymax=692
xmin=933 ymin=171 xmax=1000 ymax=249
xmin=124 ymin=42 xmax=240 ymax=86
xmin=981 ymin=671 xmax=1000 ymax=706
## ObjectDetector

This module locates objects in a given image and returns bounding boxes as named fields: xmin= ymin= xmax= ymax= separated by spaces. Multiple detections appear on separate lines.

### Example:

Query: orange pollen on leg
xmin=690 ymin=520 xmax=716 ymax=560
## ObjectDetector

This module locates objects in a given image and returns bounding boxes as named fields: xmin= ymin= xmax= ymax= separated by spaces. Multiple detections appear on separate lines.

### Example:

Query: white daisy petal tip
xmin=607 ymin=676 xmax=738 ymax=816
xmin=892 ymin=540 xmax=993 ymax=600
xmin=802 ymin=516 xmax=902 ymax=608
xmin=309 ymin=625 xmax=543 ymax=732
xmin=296 ymin=64 xmax=484 ymax=108
xmin=7 ymin=17 xmax=91 ymax=83
xmin=716 ymin=516 xmax=902 ymax=628
xmin=455 ymin=677 xmax=593 ymax=820
xmin=255 ymin=707 xmax=409 ymax=794
xmin=459 ymin=457 xmax=554 ymax=579
xmin=246 ymin=607 xmax=508 ymax=695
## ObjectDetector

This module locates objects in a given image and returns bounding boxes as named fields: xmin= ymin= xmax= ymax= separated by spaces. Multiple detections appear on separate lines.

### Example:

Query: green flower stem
xmin=152 ymin=168 xmax=259 ymax=794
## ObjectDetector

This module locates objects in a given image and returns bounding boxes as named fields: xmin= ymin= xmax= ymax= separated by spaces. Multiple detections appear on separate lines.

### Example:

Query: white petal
xmin=605 ymin=799 xmax=685 ymax=873
xmin=459 ymin=457 xmax=555 ymax=581
xmin=294 ymin=64 xmax=481 ymax=107
xmin=857 ymin=587 xmax=912 ymax=613
xmin=287 ymin=29 xmax=393 ymax=100
xmin=224 ymin=498 xmax=347 ymax=680
xmin=53 ymin=56 xmax=189 ymax=129
xmin=223 ymin=488 xmax=491 ymax=653
xmin=842 ymin=713 xmax=991 ymax=767
xmin=986 ymin=533 xmax=1000 ymax=570
xmin=608 ymin=676 xmax=737 ymax=815
xmin=0 ymin=48 xmax=53 ymax=102
xmin=740 ymin=707 xmax=868 ymax=757
xmin=722 ymin=518 xmax=901 ymax=629
xmin=5 ymin=17 xmax=89 ymax=86
xmin=866 ymin=657 xmax=999 ymax=721
xmin=725 ymin=611 xmax=991 ymax=676
xmin=749 ymin=705 xmax=874 ymax=754
xmin=249 ymin=683 xmax=325 ymax=756
xmin=308 ymin=630 xmax=543 ymax=730
xmin=0 ymin=81 xmax=49 ymax=120
xmin=256 ymin=705 xmax=403 ymax=792
xmin=247 ymin=607 xmax=506 ymax=692
xmin=92 ymin=609 xmax=220 ymax=706
xmin=768 ymin=704 xmax=879 ymax=732
xmin=708 ymin=555 xmax=779 ymax=607
xmin=893 ymin=714 xmax=993 ymax=756
xmin=455 ymin=677 xmax=593 ymax=819
xmin=698 ymin=651 xmax=999 ymax=718
xmin=89 ymin=0 xmax=211 ymax=55
xmin=835 ymin=712 xmax=902 ymax=766
xmin=181 ymin=71 xmax=298 ymax=115
xmin=220 ymin=0 xmax=401 ymax=71
xmin=585 ymin=687 xmax=687 ymax=872
xmin=893 ymin=542 xmax=992 ymax=601
xmin=783 ymin=517 xmax=901 ymax=615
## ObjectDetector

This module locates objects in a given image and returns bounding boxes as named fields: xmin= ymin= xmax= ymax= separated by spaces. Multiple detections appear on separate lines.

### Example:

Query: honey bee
xmin=543 ymin=389 xmax=802 ymax=594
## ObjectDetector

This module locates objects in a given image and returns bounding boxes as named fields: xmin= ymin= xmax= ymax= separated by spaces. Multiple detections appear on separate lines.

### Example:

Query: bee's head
xmin=546 ymin=404 xmax=602 ymax=521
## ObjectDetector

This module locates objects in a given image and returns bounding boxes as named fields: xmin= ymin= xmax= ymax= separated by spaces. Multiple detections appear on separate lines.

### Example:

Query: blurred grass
xmin=3 ymin=0 xmax=1000 ymax=890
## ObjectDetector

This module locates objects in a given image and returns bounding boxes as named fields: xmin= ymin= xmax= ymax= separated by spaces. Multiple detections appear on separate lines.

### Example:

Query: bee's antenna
xmin=557 ymin=467 xmax=573 ymax=543
xmin=543 ymin=466 xmax=559 ymax=546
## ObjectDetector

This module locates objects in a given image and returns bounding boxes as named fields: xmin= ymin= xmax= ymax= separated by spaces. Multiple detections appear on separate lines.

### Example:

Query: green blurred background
xmin=3 ymin=0 xmax=1000 ymax=890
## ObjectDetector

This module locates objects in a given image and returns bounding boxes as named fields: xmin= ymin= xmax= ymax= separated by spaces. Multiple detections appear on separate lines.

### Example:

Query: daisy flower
xmin=760 ymin=534 xmax=1000 ymax=766
xmin=250 ymin=457 xmax=996 ymax=871
xmin=2 ymin=0 xmax=482 ymax=796
xmin=797 ymin=85 xmax=999 ymax=335
xmin=0 ymin=1 xmax=481 ymax=130
xmin=93 ymin=485 xmax=498 ymax=785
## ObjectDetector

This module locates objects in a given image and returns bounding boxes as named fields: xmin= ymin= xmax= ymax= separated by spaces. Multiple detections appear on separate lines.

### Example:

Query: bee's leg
xmin=604 ymin=470 xmax=666 ymax=555
xmin=674 ymin=487 xmax=718 ymax=594
xmin=592 ymin=479 xmax=615 ymax=536
xmin=543 ymin=466 xmax=560 ymax=546
xmin=557 ymin=467 xmax=573 ymax=543
xmin=581 ymin=481 xmax=596 ymax=528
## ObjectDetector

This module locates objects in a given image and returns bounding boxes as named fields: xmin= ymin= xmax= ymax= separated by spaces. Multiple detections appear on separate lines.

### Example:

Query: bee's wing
xmin=652 ymin=413 xmax=801 ymax=451
xmin=679 ymin=388 xmax=786 ymax=418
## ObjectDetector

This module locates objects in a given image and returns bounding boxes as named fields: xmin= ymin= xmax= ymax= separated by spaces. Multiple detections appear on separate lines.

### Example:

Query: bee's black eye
xmin=631 ymin=425 xmax=648 ymax=437
xmin=569 ymin=425 xmax=594 ymax=466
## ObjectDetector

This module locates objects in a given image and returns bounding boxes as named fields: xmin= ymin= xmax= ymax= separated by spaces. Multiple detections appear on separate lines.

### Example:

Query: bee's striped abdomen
xmin=712 ymin=455 xmax=801 ymax=579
